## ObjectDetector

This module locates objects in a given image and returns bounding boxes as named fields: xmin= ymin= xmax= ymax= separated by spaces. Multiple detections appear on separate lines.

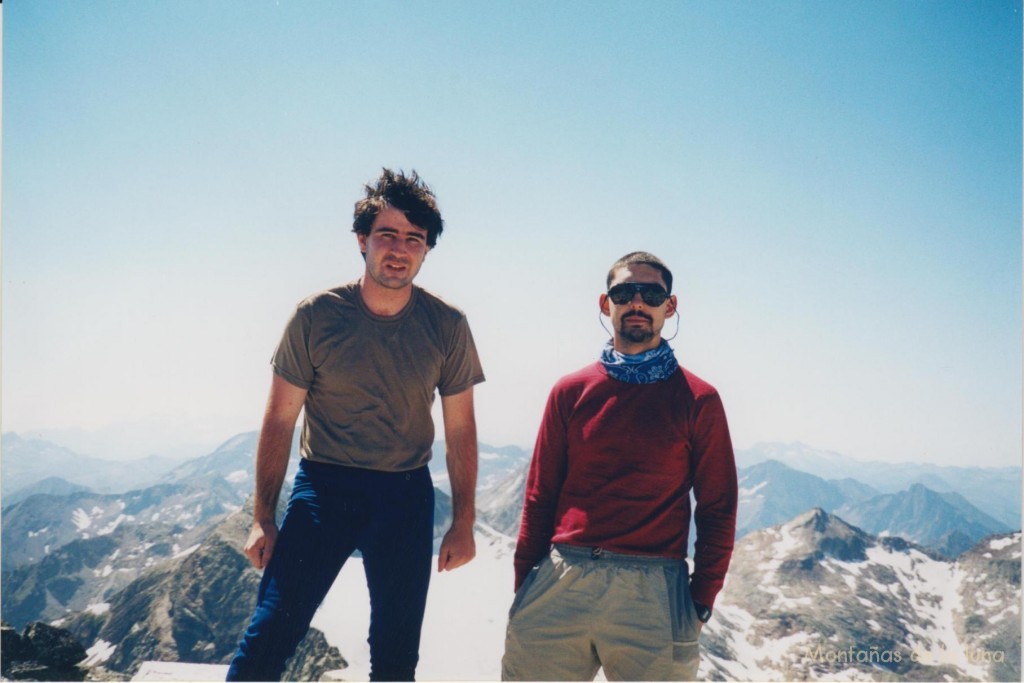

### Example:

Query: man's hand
xmin=437 ymin=522 xmax=475 ymax=572
xmin=244 ymin=520 xmax=279 ymax=569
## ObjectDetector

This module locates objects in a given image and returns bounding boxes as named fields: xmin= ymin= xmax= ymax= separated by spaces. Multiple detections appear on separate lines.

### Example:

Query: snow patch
xmin=81 ymin=640 xmax=116 ymax=667
xmin=72 ymin=508 xmax=92 ymax=531
xmin=173 ymin=543 xmax=201 ymax=559
xmin=97 ymin=514 xmax=128 ymax=536
xmin=989 ymin=534 xmax=1018 ymax=551
xmin=133 ymin=661 xmax=231 ymax=681
xmin=739 ymin=481 xmax=768 ymax=497
xmin=86 ymin=602 xmax=111 ymax=616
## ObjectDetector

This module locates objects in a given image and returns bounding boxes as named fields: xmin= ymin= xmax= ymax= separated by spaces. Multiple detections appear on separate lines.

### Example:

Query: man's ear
xmin=666 ymin=294 xmax=678 ymax=318
xmin=599 ymin=293 xmax=611 ymax=316
xmin=356 ymin=232 xmax=368 ymax=255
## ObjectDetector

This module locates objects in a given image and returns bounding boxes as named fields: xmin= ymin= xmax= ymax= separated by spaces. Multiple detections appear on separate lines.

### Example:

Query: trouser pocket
xmin=664 ymin=564 xmax=701 ymax=680
xmin=507 ymin=551 xmax=562 ymax=621
xmin=665 ymin=563 xmax=701 ymax=643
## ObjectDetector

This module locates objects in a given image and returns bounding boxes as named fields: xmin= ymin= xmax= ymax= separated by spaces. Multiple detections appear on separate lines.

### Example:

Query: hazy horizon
xmin=4 ymin=416 xmax=1021 ymax=473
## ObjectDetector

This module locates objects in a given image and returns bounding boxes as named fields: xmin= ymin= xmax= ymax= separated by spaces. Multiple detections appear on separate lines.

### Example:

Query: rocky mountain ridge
xmin=702 ymin=509 xmax=1021 ymax=681
xmin=64 ymin=497 xmax=346 ymax=681
xmin=836 ymin=483 xmax=1012 ymax=558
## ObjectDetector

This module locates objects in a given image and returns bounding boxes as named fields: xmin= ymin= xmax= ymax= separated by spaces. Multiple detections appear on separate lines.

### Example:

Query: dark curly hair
xmin=352 ymin=169 xmax=444 ymax=248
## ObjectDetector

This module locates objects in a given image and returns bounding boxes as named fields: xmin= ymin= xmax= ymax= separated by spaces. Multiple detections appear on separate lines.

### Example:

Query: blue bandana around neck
xmin=599 ymin=339 xmax=679 ymax=384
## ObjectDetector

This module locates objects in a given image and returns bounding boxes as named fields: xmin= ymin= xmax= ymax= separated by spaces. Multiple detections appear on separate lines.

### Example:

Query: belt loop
xmin=590 ymin=547 xmax=603 ymax=560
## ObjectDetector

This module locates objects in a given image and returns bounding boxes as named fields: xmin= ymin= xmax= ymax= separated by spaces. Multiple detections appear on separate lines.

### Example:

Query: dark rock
xmin=1 ymin=622 xmax=88 ymax=681
xmin=285 ymin=630 xmax=348 ymax=682
xmin=24 ymin=621 xmax=88 ymax=667
xmin=1 ymin=621 xmax=30 ymax=662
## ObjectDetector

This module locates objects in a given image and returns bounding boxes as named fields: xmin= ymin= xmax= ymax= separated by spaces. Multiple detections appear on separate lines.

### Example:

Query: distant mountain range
xmin=735 ymin=458 xmax=1012 ymax=558
xmin=737 ymin=441 xmax=1021 ymax=530
xmin=836 ymin=483 xmax=1012 ymax=558
xmin=1 ymin=432 xmax=1019 ymax=680
xmin=736 ymin=459 xmax=877 ymax=536
xmin=1 ymin=434 xmax=183 ymax=501
xmin=478 ymin=451 xmax=1013 ymax=561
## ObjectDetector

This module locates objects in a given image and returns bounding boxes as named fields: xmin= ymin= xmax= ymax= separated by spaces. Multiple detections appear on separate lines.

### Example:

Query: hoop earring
xmin=599 ymin=309 xmax=612 ymax=337
xmin=664 ymin=313 xmax=680 ymax=341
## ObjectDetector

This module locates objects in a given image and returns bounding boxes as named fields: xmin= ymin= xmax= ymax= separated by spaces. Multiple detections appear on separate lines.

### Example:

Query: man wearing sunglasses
xmin=502 ymin=251 xmax=737 ymax=681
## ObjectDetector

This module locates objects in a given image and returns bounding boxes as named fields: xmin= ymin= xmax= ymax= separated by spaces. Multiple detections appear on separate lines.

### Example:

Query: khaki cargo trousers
xmin=502 ymin=544 xmax=702 ymax=681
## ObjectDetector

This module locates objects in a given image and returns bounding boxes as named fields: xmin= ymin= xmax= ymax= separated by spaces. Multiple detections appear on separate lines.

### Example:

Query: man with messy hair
xmin=228 ymin=169 xmax=485 ymax=682
xmin=502 ymin=251 xmax=737 ymax=681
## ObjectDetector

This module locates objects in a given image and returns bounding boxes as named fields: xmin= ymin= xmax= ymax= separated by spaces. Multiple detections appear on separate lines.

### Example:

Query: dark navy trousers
xmin=227 ymin=459 xmax=435 ymax=682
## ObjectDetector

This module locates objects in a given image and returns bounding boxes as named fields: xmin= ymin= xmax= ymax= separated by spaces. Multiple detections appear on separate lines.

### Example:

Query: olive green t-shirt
xmin=272 ymin=282 xmax=485 ymax=471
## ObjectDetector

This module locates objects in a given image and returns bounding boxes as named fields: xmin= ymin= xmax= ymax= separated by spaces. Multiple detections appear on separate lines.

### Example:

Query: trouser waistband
xmin=553 ymin=543 xmax=685 ymax=567
xmin=299 ymin=457 xmax=430 ymax=482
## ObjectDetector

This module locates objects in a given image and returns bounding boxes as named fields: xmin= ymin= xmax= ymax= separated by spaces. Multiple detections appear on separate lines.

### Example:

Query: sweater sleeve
xmin=512 ymin=385 xmax=569 ymax=591
xmin=688 ymin=390 xmax=738 ymax=609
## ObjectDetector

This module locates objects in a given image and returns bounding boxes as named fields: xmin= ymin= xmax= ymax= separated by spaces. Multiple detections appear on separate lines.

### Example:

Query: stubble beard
xmin=617 ymin=315 xmax=656 ymax=344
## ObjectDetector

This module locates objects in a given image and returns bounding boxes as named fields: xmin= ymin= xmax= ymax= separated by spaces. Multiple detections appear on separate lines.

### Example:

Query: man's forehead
xmin=610 ymin=264 xmax=667 ymax=288
xmin=370 ymin=209 xmax=428 ymax=236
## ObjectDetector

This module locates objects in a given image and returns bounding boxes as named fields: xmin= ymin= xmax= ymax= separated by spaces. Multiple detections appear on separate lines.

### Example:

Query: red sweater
xmin=514 ymin=362 xmax=738 ymax=609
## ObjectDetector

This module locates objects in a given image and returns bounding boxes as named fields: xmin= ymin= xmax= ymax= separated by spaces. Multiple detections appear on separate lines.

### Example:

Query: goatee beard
xmin=617 ymin=318 xmax=655 ymax=344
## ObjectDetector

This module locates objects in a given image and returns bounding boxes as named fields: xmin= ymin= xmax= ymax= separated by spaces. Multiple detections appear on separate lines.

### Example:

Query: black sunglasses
xmin=607 ymin=282 xmax=670 ymax=306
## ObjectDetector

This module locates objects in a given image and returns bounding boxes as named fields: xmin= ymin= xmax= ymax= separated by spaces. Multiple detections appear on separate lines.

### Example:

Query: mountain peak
xmin=773 ymin=508 xmax=873 ymax=563
xmin=786 ymin=506 xmax=830 ymax=530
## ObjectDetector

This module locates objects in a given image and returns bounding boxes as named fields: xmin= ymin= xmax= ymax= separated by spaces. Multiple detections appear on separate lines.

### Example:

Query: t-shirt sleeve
xmin=270 ymin=304 xmax=315 ymax=389
xmin=437 ymin=314 xmax=485 ymax=396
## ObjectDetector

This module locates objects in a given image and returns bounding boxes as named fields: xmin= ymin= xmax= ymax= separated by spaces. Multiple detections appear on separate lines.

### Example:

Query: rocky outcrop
xmin=953 ymin=532 xmax=1022 ymax=682
xmin=1 ymin=621 xmax=88 ymax=681
xmin=64 ymin=497 xmax=346 ymax=680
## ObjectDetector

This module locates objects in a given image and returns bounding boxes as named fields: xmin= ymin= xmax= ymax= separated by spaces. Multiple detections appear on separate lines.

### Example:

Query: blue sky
xmin=3 ymin=0 xmax=1021 ymax=467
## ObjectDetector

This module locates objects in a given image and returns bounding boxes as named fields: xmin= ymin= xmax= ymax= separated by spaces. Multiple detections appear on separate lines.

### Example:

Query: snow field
xmin=311 ymin=527 xmax=516 ymax=681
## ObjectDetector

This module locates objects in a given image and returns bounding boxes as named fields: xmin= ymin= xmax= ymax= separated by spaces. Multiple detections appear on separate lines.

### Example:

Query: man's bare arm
xmin=243 ymin=373 xmax=308 ymax=569
xmin=437 ymin=386 xmax=478 ymax=572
